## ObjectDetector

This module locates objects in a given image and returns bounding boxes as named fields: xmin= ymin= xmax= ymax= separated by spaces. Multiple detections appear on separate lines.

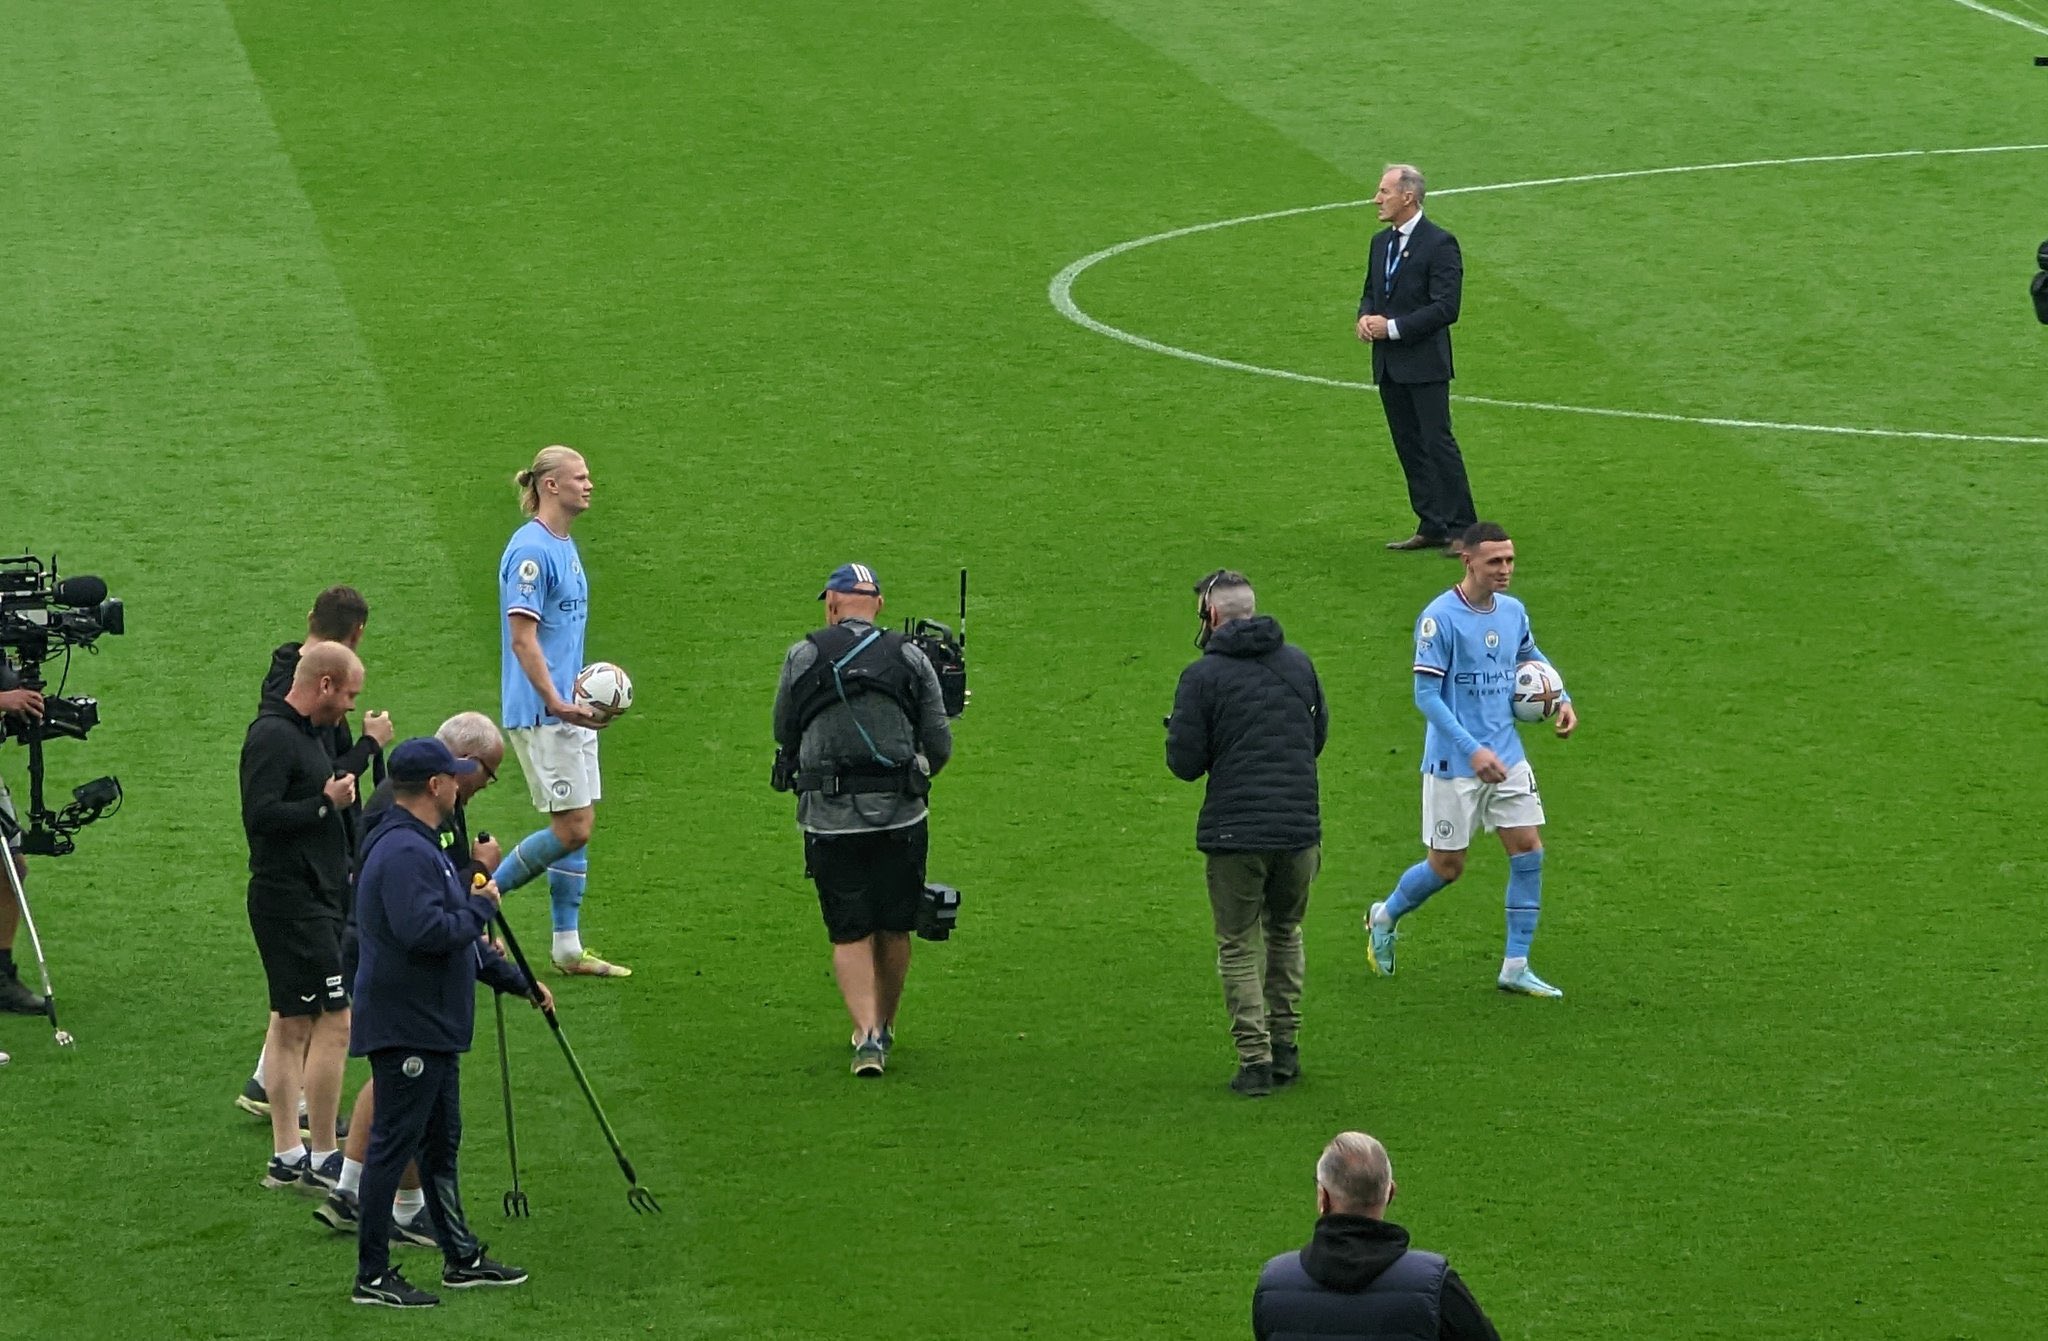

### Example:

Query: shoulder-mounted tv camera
xmin=903 ymin=568 xmax=969 ymax=718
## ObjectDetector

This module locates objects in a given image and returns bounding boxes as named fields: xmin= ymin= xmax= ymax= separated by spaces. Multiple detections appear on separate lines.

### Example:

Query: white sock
xmin=273 ymin=1145 xmax=307 ymax=1166
xmin=338 ymin=1158 xmax=363 ymax=1195
xmin=1501 ymin=956 xmax=1527 ymax=976
xmin=309 ymin=1147 xmax=339 ymax=1167
xmin=394 ymin=1188 xmax=425 ymax=1222
xmin=552 ymin=930 xmax=583 ymax=962
xmin=253 ymin=1045 xmax=268 ymax=1084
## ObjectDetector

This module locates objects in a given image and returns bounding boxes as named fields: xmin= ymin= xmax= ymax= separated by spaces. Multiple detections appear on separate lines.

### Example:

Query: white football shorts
xmin=1421 ymin=760 xmax=1544 ymax=850
xmin=507 ymin=723 xmax=602 ymax=813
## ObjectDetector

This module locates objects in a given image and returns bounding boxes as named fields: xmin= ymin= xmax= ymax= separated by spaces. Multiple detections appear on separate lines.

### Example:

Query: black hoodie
xmin=1261 ymin=1214 xmax=1500 ymax=1341
xmin=1166 ymin=615 xmax=1327 ymax=852
xmin=238 ymin=698 xmax=351 ymax=919
xmin=261 ymin=642 xmax=381 ymax=863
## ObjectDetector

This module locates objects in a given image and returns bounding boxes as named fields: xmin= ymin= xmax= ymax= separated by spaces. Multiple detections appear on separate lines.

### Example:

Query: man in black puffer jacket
xmin=1255 ymin=1131 xmax=1500 ymax=1341
xmin=1166 ymin=570 xmax=1328 ymax=1096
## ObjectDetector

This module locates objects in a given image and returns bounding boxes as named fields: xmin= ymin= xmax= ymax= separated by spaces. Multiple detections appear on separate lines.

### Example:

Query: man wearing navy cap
xmin=773 ymin=563 xmax=952 ymax=1077
xmin=349 ymin=737 xmax=551 ymax=1309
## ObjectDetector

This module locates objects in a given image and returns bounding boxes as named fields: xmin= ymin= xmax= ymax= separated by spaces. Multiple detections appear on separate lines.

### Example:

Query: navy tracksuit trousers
xmin=355 ymin=1048 xmax=478 ymax=1283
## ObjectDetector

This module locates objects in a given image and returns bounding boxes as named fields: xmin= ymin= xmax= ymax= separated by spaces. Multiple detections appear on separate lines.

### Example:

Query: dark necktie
xmin=1383 ymin=229 xmax=1405 ymax=297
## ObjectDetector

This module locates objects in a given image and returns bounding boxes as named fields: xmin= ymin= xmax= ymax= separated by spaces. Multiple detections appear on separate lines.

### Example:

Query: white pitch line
xmin=1048 ymin=143 xmax=2048 ymax=447
xmin=1949 ymin=0 xmax=2048 ymax=39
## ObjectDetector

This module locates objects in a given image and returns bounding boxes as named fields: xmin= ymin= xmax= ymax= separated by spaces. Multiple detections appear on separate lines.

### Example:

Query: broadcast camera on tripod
xmin=0 ymin=554 xmax=125 ymax=856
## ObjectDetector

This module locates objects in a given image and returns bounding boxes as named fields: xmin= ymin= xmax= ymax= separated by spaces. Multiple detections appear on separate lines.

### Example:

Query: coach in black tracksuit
xmin=1166 ymin=570 xmax=1327 ymax=1098
xmin=349 ymin=738 xmax=542 ymax=1309
xmin=1356 ymin=164 xmax=1478 ymax=552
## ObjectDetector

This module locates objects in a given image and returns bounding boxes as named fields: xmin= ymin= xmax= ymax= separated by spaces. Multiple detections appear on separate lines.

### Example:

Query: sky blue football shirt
xmin=1411 ymin=586 xmax=1549 ymax=778
xmin=500 ymin=518 xmax=588 ymax=728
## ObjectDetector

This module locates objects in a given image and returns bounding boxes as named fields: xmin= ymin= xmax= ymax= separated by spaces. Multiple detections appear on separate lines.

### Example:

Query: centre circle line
xmin=1048 ymin=143 xmax=2048 ymax=447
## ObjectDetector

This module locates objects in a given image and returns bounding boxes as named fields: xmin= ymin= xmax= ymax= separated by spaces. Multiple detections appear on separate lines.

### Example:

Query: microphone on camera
xmin=52 ymin=575 xmax=108 ymax=608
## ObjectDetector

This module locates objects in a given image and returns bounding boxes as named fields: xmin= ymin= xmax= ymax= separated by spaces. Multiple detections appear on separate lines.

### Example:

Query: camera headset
xmin=1194 ymin=569 xmax=1231 ymax=649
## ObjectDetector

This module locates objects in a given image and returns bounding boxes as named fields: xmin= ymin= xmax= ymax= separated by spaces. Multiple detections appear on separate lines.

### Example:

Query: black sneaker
xmin=261 ymin=1153 xmax=308 ymax=1189
xmin=235 ymin=1077 xmax=270 ymax=1119
xmin=443 ymin=1248 xmax=528 ymax=1289
xmin=301 ymin=1150 xmax=343 ymax=1192
xmin=1271 ymin=1042 xmax=1301 ymax=1087
xmin=389 ymin=1214 xmax=439 ymax=1249
xmin=0 ymin=972 xmax=46 ymax=1015
xmin=1228 ymin=1061 xmax=1273 ymax=1098
xmin=313 ymin=1187 xmax=359 ymax=1232
xmin=353 ymin=1270 xmax=439 ymax=1309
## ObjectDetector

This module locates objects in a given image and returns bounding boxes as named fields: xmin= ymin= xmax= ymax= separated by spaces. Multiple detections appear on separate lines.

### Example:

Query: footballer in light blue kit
xmin=489 ymin=446 xmax=631 ymax=978
xmin=1367 ymin=521 xmax=1579 ymax=997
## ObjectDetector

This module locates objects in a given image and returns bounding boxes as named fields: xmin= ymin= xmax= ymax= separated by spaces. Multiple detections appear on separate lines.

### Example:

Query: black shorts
xmin=250 ymin=913 xmax=349 ymax=1017
xmin=805 ymin=821 xmax=928 ymax=944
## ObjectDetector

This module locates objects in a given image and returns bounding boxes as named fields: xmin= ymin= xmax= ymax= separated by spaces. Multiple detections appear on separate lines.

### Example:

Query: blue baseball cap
xmin=819 ymin=562 xmax=882 ymax=599
xmin=388 ymin=737 xmax=482 ymax=783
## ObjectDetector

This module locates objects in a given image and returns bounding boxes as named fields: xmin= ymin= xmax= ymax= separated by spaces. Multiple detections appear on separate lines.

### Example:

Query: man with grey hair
xmin=1166 ymin=570 xmax=1327 ymax=1097
xmin=315 ymin=711 xmax=507 ymax=1240
xmin=1254 ymin=1131 xmax=1501 ymax=1340
xmin=1355 ymin=163 xmax=1479 ymax=555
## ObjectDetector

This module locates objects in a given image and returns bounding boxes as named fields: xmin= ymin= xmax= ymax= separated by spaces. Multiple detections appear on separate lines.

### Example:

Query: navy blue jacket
xmin=350 ymin=804 xmax=529 ymax=1057
xmin=1254 ymin=1216 xmax=1499 ymax=1341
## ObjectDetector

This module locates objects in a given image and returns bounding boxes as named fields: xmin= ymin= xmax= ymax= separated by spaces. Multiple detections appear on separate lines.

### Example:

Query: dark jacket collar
xmin=257 ymin=696 xmax=318 ymax=735
xmin=1301 ymin=1213 xmax=1412 ymax=1292
xmin=1206 ymin=614 xmax=1285 ymax=659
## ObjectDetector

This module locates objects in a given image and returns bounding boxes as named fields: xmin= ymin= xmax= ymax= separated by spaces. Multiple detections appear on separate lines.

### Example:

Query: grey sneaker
xmin=1270 ymin=1042 xmax=1301 ymax=1086
xmin=313 ymin=1187 xmax=359 ymax=1232
xmin=1229 ymin=1062 xmax=1273 ymax=1097
xmin=851 ymin=1036 xmax=886 ymax=1077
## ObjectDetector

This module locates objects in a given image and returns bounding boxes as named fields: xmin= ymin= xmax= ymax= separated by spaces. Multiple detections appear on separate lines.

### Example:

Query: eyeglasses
xmin=470 ymin=756 xmax=499 ymax=787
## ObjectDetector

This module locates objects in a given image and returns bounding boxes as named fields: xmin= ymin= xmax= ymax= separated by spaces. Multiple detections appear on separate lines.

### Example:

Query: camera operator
xmin=0 ymin=660 xmax=48 ymax=1016
xmin=1166 ymin=570 xmax=1328 ymax=1098
xmin=772 ymin=563 xmax=952 ymax=1078
xmin=236 ymin=587 xmax=392 ymax=1126
xmin=239 ymin=641 xmax=366 ymax=1191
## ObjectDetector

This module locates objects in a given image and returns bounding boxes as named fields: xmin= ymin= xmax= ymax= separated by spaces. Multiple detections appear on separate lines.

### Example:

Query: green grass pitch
xmin=3 ymin=1 xmax=2043 ymax=1336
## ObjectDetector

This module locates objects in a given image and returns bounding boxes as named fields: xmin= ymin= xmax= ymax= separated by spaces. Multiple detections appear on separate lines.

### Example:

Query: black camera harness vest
xmin=781 ymin=624 xmax=929 ymax=798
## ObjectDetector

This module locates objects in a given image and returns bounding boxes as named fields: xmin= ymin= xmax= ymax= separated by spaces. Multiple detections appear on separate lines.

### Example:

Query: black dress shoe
xmin=1385 ymin=534 xmax=1448 ymax=552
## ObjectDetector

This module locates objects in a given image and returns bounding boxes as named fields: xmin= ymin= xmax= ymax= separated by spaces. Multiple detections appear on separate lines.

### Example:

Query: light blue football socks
xmin=1384 ymin=860 xmax=1449 ymax=921
xmin=493 ymin=828 xmax=571 ymax=894
xmin=1504 ymin=849 xmax=1543 ymax=959
xmin=547 ymin=845 xmax=588 ymax=935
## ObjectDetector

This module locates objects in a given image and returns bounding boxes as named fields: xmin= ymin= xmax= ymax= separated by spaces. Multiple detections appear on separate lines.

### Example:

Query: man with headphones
xmin=1166 ymin=570 xmax=1329 ymax=1097
xmin=772 ymin=563 xmax=953 ymax=1078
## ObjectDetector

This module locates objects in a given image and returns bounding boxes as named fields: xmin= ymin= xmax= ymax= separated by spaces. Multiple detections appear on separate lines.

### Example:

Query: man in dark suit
xmin=1356 ymin=164 xmax=1478 ymax=553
